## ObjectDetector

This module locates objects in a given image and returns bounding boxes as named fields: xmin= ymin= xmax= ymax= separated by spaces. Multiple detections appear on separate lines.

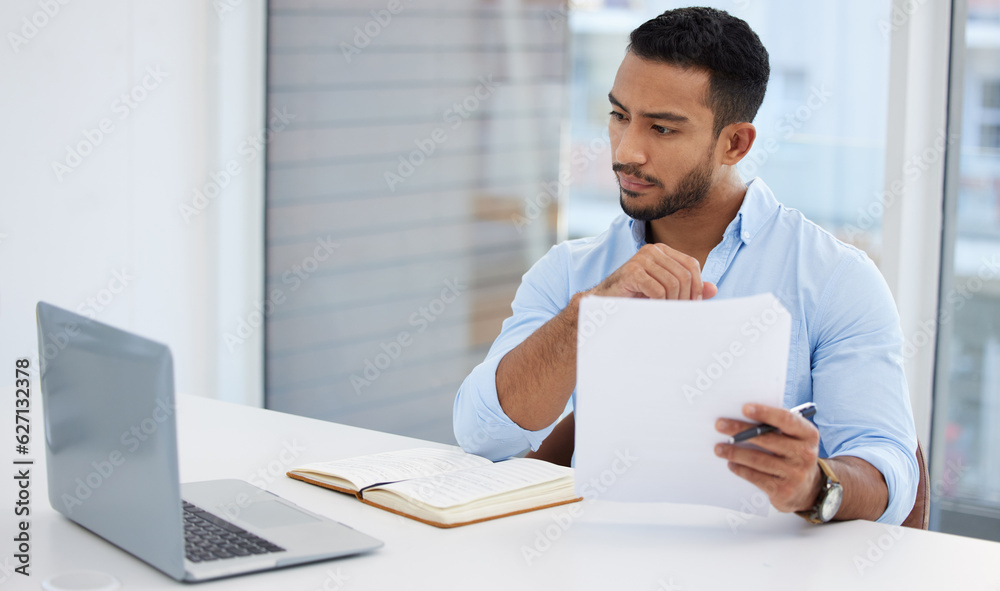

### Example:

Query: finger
xmin=716 ymin=443 xmax=788 ymax=479
xmin=725 ymin=460 xmax=780 ymax=498
xmin=623 ymin=267 xmax=668 ymax=299
xmin=714 ymin=417 xmax=758 ymax=436
xmin=600 ymin=263 xmax=667 ymax=299
xmin=651 ymin=245 xmax=702 ymax=300
xmin=717 ymin=415 xmax=816 ymax=462
xmin=743 ymin=403 xmax=817 ymax=441
xmin=640 ymin=260 xmax=682 ymax=299
xmin=644 ymin=250 xmax=696 ymax=300
xmin=672 ymin=250 xmax=705 ymax=301
xmin=731 ymin=431 xmax=807 ymax=460
xmin=702 ymin=282 xmax=718 ymax=299
xmin=677 ymin=251 xmax=704 ymax=300
xmin=635 ymin=270 xmax=669 ymax=299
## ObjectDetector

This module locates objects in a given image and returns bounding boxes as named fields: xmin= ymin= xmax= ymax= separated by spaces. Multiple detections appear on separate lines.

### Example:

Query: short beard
xmin=616 ymin=156 xmax=713 ymax=221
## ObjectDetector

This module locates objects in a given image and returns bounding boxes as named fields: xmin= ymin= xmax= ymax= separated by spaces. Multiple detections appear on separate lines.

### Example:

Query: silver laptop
xmin=36 ymin=302 xmax=383 ymax=582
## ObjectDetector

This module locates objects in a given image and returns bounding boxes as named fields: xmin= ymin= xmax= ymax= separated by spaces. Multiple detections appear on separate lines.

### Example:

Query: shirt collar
xmin=626 ymin=177 xmax=780 ymax=249
xmin=729 ymin=177 xmax=780 ymax=245
xmin=629 ymin=216 xmax=647 ymax=248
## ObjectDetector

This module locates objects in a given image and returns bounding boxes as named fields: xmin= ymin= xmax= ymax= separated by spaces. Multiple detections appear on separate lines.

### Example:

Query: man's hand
xmin=589 ymin=243 xmax=718 ymax=300
xmin=714 ymin=403 xmax=823 ymax=513
xmin=498 ymin=243 xmax=717 ymax=431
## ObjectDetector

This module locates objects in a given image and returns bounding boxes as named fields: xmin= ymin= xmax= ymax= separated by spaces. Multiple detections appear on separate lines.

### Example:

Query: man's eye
xmin=609 ymin=111 xmax=625 ymax=121
xmin=652 ymin=125 xmax=672 ymax=135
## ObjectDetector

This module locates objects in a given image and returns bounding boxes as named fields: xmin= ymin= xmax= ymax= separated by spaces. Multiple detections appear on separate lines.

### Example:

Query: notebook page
xmin=294 ymin=447 xmax=492 ymax=490
xmin=369 ymin=458 xmax=573 ymax=509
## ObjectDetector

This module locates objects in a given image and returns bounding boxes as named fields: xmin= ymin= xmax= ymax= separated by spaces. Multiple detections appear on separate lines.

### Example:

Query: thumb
xmin=702 ymin=282 xmax=718 ymax=299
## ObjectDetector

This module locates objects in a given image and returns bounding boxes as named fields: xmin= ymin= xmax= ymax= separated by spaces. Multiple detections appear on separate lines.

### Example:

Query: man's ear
xmin=717 ymin=122 xmax=756 ymax=165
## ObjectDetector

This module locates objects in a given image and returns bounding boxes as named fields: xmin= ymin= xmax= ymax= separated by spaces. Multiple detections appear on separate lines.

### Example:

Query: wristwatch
xmin=796 ymin=458 xmax=842 ymax=524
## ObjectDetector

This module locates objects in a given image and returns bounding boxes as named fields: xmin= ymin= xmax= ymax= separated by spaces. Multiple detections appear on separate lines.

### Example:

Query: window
xmin=983 ymin=79 xmax=1000 ymax=109
xmin=981 ymin=123 xmax=1000 ymax=149
xmin=263 ymin=1 xmax=568 ymax=442
xmin=564 ymin=0 xmax=893 ymax=266
xmin=931 ymin=0 xmax=1000 ymax=542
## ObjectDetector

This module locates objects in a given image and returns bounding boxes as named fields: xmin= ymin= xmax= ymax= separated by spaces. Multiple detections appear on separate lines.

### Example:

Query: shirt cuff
xmin=453 ymin=351 xmax=558 ymax=461
xmin=831 ymin=441 xmax=918 ymax=525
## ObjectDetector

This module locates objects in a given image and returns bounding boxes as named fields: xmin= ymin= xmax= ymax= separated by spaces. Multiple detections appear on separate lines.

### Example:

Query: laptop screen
xmin=37 ymin=302 xmax=186 ymax=580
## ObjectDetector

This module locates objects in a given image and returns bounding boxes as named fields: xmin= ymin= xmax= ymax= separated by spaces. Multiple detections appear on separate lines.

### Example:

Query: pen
xmin=728 ymin=402 xmax=817 ymax=444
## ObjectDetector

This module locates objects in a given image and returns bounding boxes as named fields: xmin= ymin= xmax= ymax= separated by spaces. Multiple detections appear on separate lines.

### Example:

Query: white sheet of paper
xmin=574 ymin=293 xmax=791 ymax=515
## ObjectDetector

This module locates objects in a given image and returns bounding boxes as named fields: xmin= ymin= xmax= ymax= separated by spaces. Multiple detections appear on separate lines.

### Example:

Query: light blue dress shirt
xmin=453 ymin=178 xmax=919 ymax=525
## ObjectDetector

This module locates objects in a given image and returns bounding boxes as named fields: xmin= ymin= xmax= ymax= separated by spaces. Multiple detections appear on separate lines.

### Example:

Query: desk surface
xmin=12 ymin=395 xmax=1000 ymax=590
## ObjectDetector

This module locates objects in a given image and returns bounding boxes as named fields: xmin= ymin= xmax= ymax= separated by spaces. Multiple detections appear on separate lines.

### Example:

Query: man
xmin=453 ymin=7 xmax=918 ymax=525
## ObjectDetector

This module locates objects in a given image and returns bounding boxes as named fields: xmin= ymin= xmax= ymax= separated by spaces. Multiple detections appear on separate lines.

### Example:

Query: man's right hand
xmin=497 ymin=243 xmax=716 ymax=431
xmin=588 ymin=243 xmax=718 ymax=300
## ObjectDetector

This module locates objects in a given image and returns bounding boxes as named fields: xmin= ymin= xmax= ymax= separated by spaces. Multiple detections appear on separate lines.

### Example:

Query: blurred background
xmin=1 ymin=0 xmax=997 ymax=541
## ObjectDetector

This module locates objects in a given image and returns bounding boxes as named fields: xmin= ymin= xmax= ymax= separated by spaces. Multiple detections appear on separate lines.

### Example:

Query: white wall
xmin=0 ymin=0 xmax=265 ymax=405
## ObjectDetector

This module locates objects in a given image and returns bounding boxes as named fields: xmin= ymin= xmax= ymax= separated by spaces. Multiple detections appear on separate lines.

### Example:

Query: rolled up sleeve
xmin=453 ymin=244 xmax=571 ymax=461
xmin=810 ymin=252 xmax=919 ymax=525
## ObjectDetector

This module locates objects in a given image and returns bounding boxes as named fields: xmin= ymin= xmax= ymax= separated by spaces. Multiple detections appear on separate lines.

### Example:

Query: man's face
xmin=608 ymin=52 xmax=720 ymax=221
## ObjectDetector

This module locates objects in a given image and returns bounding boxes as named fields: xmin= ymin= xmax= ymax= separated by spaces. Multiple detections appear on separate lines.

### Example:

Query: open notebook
xmin=287 ymin=448 xmax=580 ymax=528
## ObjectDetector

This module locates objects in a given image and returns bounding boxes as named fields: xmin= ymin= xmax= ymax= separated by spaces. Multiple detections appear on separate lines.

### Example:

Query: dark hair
xmin=627 ymin=7 xmax=770 ymax=136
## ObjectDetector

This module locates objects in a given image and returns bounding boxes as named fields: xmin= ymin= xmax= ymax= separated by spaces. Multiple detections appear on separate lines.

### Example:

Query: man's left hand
xmin=714 ymin=403 xmax=822 ymax=513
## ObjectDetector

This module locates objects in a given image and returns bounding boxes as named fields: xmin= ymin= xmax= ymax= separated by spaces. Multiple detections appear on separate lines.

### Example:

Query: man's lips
xmin=617 ymin=173 xmax=655 ymax=192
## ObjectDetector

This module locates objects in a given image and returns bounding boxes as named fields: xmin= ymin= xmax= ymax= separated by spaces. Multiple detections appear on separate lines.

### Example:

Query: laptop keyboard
xmin=183 ymin=501 xmax=286 ymax=563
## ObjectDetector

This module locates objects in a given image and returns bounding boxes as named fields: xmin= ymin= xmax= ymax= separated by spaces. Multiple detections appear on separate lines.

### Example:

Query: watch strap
xmin=817 ymin=457 xmax=840 ymax=484
xmin=796 ymin=458 xmax=839 ymax=523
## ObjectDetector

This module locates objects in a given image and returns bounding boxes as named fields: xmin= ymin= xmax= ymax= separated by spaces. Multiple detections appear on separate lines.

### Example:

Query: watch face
xmin=820 ymin=484 xmax=844 ymax=522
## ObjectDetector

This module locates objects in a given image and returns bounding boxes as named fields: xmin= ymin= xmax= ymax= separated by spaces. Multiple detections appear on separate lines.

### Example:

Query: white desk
xmin=15 ymin=395 xmax=1000 ymax=590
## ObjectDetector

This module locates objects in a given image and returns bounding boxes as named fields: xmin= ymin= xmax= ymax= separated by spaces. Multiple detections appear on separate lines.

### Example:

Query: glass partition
xmin=931 ymin=0 xmax=1000 ymax=542
xmin=264 ymin=0 xmax=567 ymax=442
